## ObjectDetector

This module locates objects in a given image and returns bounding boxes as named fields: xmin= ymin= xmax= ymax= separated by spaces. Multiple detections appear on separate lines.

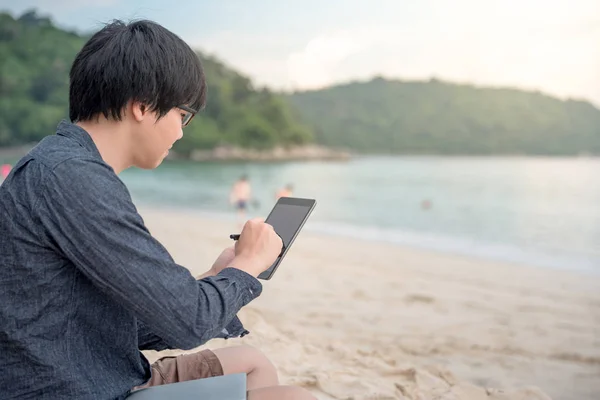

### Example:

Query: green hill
xmin=4 ymin=10 xmax=598 ymax=157
xmin=287 ymin=77 xmax=600 ymax=155
xmin=0 ymin=10 xmax=313 ymax=155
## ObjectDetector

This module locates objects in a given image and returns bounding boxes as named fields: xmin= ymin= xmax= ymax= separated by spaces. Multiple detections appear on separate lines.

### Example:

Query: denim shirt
xmin=0 ymin=121 xmax=262 ymax=399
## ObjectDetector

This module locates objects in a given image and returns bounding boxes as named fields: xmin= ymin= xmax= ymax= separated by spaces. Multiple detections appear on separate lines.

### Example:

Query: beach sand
xmin=139 ymin=208 xmax=600 ymax=400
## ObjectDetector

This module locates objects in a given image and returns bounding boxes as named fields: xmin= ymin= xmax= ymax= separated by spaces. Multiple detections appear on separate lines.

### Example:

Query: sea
xmin=116 ymin=156 xmax=600 ymax=274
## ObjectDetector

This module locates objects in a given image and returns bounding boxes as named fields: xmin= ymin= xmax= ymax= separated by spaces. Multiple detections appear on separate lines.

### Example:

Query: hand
xmin=229 ymin=218 xmax=283 ymax=277
xmin=210 ymin=246 xmax=236 ymax=275
xmin=195 ymin=246 xmax=236 ymax=280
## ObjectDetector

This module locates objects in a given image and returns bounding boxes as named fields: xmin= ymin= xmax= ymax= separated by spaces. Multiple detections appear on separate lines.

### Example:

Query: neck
xmin=76 ymin=118 xmax=133 ymax=174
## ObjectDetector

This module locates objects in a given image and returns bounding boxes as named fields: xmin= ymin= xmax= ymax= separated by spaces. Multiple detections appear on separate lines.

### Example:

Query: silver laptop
xmin=126 ymin=373 xmax=247 ymax=400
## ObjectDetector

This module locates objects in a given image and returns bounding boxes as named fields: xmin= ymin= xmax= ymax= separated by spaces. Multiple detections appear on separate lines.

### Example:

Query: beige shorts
xmin=137 ymin=349 xmax=224 ymax=389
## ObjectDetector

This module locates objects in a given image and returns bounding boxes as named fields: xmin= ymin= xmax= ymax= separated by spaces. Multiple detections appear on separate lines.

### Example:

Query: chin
xmin=135 ymin=158 xmax=164 ymax=170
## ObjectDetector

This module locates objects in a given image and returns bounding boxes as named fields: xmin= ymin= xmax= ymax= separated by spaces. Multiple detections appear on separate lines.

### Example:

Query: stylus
xmin=229 ymin=233 xmax=285 ymax=256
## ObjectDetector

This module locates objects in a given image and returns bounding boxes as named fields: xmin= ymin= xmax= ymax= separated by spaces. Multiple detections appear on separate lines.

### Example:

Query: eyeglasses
xmin=178 ymin=105 xmax=198 ymax=127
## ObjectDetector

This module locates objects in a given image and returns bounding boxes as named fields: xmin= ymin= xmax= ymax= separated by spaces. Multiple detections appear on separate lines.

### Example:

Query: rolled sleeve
xmin=217 ymin=268 xmax=263 ymax=303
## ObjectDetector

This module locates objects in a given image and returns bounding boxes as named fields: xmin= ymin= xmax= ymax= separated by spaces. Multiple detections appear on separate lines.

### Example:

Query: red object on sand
xmin=1 ymin=164 xmax=11 ymax=179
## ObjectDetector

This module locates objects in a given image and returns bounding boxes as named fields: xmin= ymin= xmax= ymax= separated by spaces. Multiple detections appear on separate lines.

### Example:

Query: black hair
xmin=69 ymin=19 xmax=206 ymax=122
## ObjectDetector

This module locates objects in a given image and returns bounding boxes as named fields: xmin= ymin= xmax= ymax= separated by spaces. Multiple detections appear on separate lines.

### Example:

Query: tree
xmin=0 ymin=11 xmax=315 ymax=156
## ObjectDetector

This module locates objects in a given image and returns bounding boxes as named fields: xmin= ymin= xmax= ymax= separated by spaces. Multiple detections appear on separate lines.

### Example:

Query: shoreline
xmin=133 ymin=201 xmax=600 ymax=276
xmin=2 ymin=144 xmax=599 ymax=163
xmin=0 ymin=143 xmax=353 ymax=163
xmin=175 ymin=144 xmax=352 ymax=162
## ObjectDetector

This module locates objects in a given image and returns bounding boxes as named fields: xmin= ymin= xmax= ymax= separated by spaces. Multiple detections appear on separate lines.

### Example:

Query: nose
xmin=177 ymin=128 xmax=183 ymax=141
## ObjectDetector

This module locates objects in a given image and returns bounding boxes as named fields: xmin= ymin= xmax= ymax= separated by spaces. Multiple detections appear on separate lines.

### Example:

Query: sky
xmin=1 ymin=0 xmax=599 ymax=106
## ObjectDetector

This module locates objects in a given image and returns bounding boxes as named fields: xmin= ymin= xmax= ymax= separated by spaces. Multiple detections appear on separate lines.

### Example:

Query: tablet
xmin=259 ymin=197 xmax=316 ymax=280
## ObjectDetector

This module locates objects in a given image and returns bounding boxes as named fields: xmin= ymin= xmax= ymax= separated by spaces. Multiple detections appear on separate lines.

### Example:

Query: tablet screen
xmin=266 ymin=203 xmax=312 ymax=248
xmin=259 ymin=197 xmax=315 ymax=279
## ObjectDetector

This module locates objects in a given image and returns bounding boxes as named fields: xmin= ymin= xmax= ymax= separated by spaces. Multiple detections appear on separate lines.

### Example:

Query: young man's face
xmin=131 ymin=106 xmax=186 ymax=169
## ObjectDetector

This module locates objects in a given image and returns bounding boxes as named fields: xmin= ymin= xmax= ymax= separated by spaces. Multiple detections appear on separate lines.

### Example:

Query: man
xmin=230 ymin=174 xmax=252 ymax=225
xmin=276 ymin=183 xmax=294 ymax=200
xmin=0 ymin=20 xmax=314 ymax=400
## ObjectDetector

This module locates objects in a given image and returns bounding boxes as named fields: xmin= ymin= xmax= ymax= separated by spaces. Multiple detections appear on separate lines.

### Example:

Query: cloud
xmin=192 ymin=30 xmax=304 ymax=90
xmin=188 ymin=0 xmax=599 ymax=105
xmin=286 ymin=29 xmax=380 ymax=89
xmin=284 ymin=0 xmax=600 ymax=104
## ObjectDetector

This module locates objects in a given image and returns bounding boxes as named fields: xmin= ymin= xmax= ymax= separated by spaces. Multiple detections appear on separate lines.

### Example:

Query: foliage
xmin=0 ymin=10 xmax=313 ymax=153
xmin=288 ymin=77 xmax=600 ymax=155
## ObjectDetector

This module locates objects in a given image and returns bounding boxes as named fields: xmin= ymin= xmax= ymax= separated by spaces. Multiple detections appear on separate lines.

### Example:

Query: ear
xmin=130 ymin=101 xmax=148 ymax=123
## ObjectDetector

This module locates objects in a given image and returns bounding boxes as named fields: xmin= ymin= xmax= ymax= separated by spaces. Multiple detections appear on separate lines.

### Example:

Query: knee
xmin=248 ymin=385 xmax=316 ymax=400
xmin=240 ymin=345 xmax=277 ymax=370
xmin=238 ymin=344 xmax=266 ymax=357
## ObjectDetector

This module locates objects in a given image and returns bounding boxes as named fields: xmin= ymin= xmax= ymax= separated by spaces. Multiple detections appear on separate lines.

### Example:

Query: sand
xmin=139 ymin=207 xmax=600 ymax=400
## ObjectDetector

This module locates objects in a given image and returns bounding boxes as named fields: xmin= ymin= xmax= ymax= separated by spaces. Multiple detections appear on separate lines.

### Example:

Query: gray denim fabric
xmin=0 ymin=120 xmax=262 ymax=399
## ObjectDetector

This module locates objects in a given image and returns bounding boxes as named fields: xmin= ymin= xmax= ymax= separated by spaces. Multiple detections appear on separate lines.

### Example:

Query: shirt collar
xmin=55 ymin=120 xmax=103 ymax=160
